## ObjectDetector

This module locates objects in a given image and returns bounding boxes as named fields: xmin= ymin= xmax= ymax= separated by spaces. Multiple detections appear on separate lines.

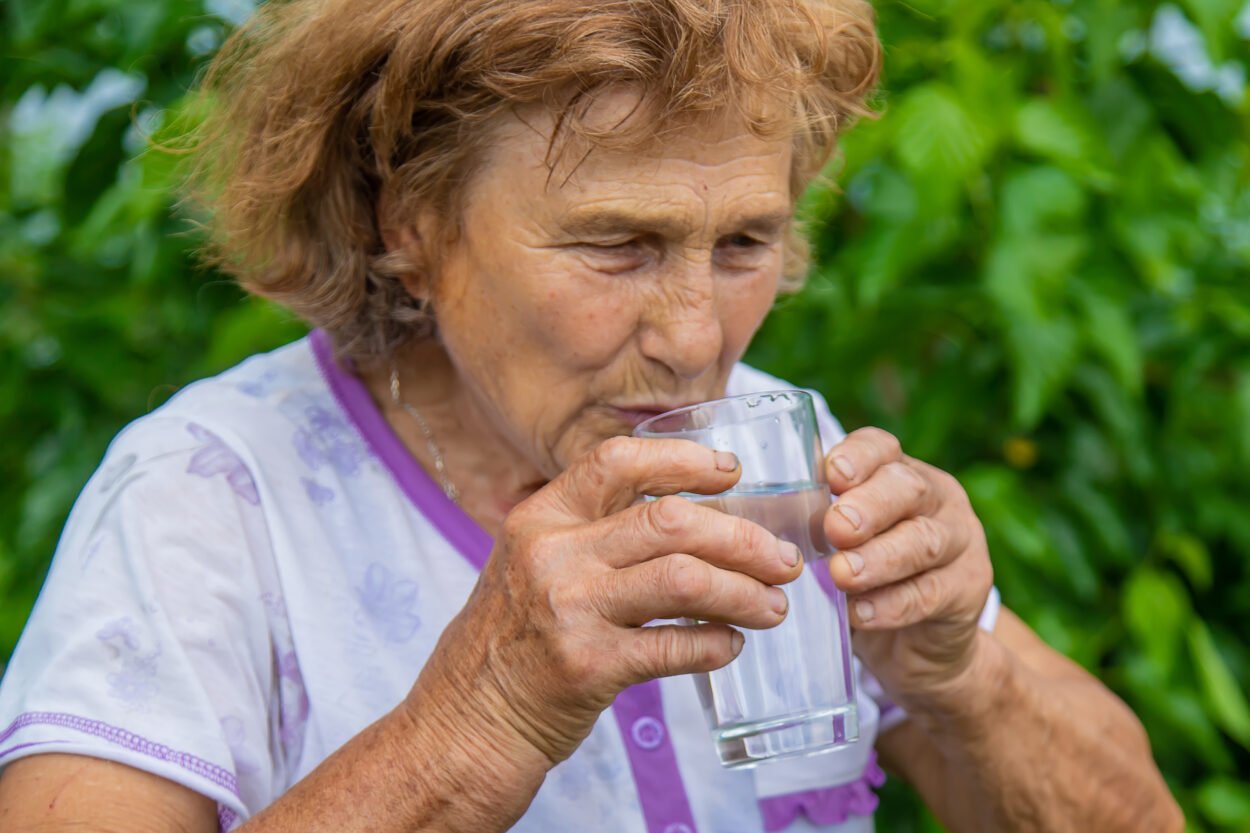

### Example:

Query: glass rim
xmin=632 ymin=389 xmax=814 ymax=436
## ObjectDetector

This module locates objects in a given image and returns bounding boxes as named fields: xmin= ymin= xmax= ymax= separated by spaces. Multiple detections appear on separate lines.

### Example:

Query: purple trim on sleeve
xmin=0 ymin=740 xmax=60 ymax=758
xmin=219 ymin=805 xmax=240 ymax=831
xmin=309 ymin=329 xmax=493 ymax=570
xmin=757 ymin=751 xmax=886 ymax=832
xmin=612 ymin=680 xmax=700 ymax=833
xmin=0 ymin=711 xmax=240 ymax=797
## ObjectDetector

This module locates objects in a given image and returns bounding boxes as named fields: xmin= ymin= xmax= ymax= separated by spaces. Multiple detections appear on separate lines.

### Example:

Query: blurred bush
xmin=2 ymin=0 xmax=1248 ymax=829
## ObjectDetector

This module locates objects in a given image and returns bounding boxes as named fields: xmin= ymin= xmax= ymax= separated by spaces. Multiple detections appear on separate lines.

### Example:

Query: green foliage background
xmin=2 ymin=0 xmax=1248 ymax=828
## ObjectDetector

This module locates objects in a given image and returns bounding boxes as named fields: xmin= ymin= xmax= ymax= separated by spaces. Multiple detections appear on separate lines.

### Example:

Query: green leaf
xmin=1123 ymin=567 xmax=1191 ymax=677
xmin=1196 ymin=776 xmax=1250 ymax=827
xmin=1156 ymin=531 xmax=1214 ymax=592
xmin=891 ymin=83 xmax=987 ymax=181
xmin=1188 ymin=621 xmax=1250 ymax=748
xmin=1078 ymin=291 xmax=1143 ymax=395
xmin=998 ymin=166 xmax=1087 ymax=236
xmin=1014 ymin=99 xmax=1091 ymax=164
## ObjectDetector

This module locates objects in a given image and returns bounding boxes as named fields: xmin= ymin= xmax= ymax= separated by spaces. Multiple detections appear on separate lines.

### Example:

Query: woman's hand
xmin=823 ymin=427 xmax=993 ymax=706
xmin=404 ymin=435 xmax=804 ymax=770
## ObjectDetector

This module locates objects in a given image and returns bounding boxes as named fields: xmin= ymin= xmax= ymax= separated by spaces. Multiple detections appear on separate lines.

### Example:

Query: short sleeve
xmin=0 ymin=416 xmax=284 ymax=829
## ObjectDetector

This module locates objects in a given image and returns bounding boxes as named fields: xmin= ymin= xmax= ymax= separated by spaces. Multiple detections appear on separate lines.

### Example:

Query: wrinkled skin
xmin=376 ymin=96 xmax=991 ymax=767
xmin=0 ymin=95 xmax=1181 ymax=833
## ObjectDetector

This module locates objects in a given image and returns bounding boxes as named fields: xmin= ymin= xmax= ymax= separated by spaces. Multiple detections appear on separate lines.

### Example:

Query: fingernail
xmin=731 ymin=629 xmax=745 ymax=655
xmin=836 ymin=503 xmax=862 ymax=530
xmin=855 ymin=599 xmax=874 ymax=622
xmin=832 ymin=455 xmax=856 ymax=480
xmin=843 ymin=551 xmax=864 ymax=575
xmin=769 ymin=587 xmax=789 ymax=615
xmin=714 ymin=451 xmax=739 ymax=472
xmin=778 ymin=540 xmax=800 ymax=567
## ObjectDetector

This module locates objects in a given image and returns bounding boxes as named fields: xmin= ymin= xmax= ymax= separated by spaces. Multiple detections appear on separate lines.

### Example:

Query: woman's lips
xmin=612 ymin=404 xmax=695 ymax=429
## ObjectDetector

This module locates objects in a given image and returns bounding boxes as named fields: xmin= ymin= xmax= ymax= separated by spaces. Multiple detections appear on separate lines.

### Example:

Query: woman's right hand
xmin=401 ymin=435 xmax=804 ymax=771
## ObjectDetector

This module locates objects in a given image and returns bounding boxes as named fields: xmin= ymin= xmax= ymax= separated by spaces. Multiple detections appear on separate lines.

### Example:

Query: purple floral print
xmin=96 ymin=617 xmax=161 ymax=710
xmin=354 ymin=562 xmax=421 ymax=644
xmin=277 ymin=651 xmax=310 ymax=750
xmin=237 ymin=370 xmax=282 ymax=398
xmin=301 ymin=477 xmax=335 ymax=505
xmin=186 ymin=423 xmax=260 ymax=505
xmin=292 ymin=404 xmax=366 ymax=476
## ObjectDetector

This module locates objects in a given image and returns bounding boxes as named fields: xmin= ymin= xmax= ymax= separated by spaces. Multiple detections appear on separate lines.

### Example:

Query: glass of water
xmin=634 ymin=390 xmax=858 ymax=768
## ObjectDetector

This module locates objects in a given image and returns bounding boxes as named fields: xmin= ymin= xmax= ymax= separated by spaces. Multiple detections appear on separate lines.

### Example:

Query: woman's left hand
xmin=824 ymin=427 xmax=993 ymax=705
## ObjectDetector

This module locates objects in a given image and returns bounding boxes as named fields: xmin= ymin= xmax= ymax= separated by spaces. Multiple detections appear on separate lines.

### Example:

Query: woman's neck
xmin=357 ymin=339 xmax=546 ymax=537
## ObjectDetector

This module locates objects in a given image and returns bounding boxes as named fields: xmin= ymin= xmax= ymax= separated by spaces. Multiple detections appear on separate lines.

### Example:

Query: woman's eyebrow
xmin=559 ymin=207 xmax=693 ymax=238
xmin=558 ymin=206 xmax=792 ymax=237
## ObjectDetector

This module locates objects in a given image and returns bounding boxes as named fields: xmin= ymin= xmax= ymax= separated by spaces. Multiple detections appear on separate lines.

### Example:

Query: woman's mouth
xmin=611 ymin=404 xmax=695 ymax=429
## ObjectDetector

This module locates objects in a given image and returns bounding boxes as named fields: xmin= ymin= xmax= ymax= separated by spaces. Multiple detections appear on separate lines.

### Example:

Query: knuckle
xmin=648 ymin=494 xmax=692 ymax=535
xmin=732 ymin=517 xmax=769 ymax=565
xmin=596 ymin=434 xmax=635 ymax=463
xmin=861 ymin=426 xmax=902 ymax=458
xmin=499 ymin=505 xmax=535 ymax=544
xmin=507 ymin=526 xmax=546 ymax=568
xmin=912 ymin=516 xmax=947 ymax=565
xmin=914 ymin=571 xmax=944 ymax=618
xmin=662 ymin=553 xmax=710 ymax=605
xmin=546 ymin=581 xmax=589 ymax=624
xmin=937 ymin=468 xmax=968 ymax=504
xmin=882 ymin=460 xmax=928 ymax=504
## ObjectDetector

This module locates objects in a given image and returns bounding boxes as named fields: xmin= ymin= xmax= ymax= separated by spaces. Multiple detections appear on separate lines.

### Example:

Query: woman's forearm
xmin=236 ymin=636 xmax=549 ymax=833
xmin=880 ymin=618 xmax=1183 ymax=833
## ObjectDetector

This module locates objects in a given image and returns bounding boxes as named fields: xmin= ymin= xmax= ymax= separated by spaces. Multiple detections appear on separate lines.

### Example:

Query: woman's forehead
xmin=469 ymin=112 xmax=794 ymax=235
xmin=482 ymin=94 xmax=793 ymax=193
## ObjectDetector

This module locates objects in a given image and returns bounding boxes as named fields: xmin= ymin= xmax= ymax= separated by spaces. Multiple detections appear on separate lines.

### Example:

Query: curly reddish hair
xmin=186 ymin=0 xmax=881 ymax=360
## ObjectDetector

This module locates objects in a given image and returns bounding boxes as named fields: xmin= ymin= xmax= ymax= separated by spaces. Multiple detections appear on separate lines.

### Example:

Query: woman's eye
xmin=725 ymin=233 xmax=764 ymax=249
xmin=586 ymin=240 xmax=641 ymax=253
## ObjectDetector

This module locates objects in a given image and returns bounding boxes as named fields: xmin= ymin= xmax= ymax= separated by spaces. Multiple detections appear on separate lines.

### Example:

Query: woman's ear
xmin=377 ymin=192 xmax=439 ymax=302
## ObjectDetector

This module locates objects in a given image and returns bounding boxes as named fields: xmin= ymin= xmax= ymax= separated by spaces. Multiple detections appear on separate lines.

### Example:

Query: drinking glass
xmin=634 ymin=390 xmax=858 ymax=768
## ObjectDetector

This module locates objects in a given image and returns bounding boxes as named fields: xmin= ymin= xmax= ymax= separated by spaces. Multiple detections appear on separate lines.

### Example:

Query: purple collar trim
xmin=310 ymin=330 xmax=703 ymax=832
xmin=309 ymin=329 xmax=492 ymax=569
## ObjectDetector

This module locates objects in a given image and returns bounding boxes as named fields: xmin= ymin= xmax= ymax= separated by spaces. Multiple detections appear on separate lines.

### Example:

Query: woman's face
xmin=426 ymin=98 xmax=793 ymax=479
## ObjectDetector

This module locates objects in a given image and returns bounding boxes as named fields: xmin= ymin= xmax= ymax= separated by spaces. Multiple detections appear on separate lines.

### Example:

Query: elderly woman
xmin=0 ymin=0 xmax=1180 ymax=831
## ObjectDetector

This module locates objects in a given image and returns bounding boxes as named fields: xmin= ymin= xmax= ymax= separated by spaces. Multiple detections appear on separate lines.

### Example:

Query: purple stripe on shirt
xmin=309 ymin=329 xmax=493 ymax=570
xmin=0 ymin=711 xmax=240 ymax=796
xmin=612 ymin=680 xmax=700 ymax=833
xmin=313 ymin=331 xmax=701 ymax=831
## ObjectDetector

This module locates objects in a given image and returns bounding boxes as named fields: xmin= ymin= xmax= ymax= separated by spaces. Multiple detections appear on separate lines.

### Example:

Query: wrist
xmin=904 ymin=630 xmax=1021 ymax=743
xmin=387 ymin=630 xmax=553 ymax=831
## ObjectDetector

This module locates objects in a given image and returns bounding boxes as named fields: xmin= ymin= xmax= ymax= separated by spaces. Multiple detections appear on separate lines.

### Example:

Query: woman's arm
xmin=822 ymin=427 xmax=1180 ymax=832
xmin=875 ymin=608 xmax=1183 ymax=833
xmin=0 ymin=669 xmax=548 ymax=833
xmin=0 ymin=754 xmax=217 ymax=833
xmin=0 ymin=437 xmax=800 ymax=832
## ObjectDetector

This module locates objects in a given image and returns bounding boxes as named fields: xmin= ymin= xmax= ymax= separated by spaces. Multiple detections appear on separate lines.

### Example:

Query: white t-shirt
xmin=0 ymin=332 xmax=998 ymax=832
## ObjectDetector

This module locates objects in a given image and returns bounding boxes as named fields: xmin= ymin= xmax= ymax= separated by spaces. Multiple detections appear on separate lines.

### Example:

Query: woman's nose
xmin=638 ymin=263 xmax=724 ymax=380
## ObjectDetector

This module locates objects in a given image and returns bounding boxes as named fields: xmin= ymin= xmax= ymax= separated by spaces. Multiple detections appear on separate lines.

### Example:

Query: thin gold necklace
xmin=389 ymin=363 xmax=460 ymax=505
